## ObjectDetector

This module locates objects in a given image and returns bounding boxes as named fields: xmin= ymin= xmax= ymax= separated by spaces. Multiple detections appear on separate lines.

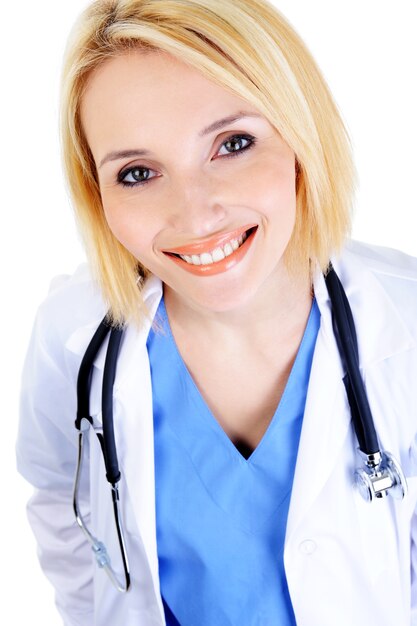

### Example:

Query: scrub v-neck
xmin=146 ymin=293 xmax=321 ymax=625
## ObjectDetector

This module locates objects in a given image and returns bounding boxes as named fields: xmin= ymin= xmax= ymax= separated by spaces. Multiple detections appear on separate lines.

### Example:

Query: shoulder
xmin=340 ymin=241 xmax=417 ymax=470
xmin=33 ymin=262 xmax=163 ymax=356
xmin=341 ymin=238 xmax=417 ymax=332
xmin=344 ymin=238 xmax=417 ymax=279
xmin=34 ymin=262 xmax=107 ymax=353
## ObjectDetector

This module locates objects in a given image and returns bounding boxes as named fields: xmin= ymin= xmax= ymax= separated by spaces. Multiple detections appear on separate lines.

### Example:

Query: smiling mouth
xmin=164 ymin=226 xmax=258 ymax=266
xmin=163 ymin=226 xmax=258 ymax=276
xmin=165 ymin=226 xmax=257 ymax=265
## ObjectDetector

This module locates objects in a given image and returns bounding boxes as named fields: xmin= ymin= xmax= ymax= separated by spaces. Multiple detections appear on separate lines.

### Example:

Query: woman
xmin=16 ymin=0 xmax=417 ymax=624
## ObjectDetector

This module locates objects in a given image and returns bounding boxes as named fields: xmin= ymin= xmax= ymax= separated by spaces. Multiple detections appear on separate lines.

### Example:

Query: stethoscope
xmin=72 ymin=262 xmax=408 ymax=593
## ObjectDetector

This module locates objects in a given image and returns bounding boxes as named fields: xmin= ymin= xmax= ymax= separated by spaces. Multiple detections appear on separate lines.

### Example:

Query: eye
xmin=118 ymin=166 xmax=153 ymax=186
xmin=216 ymin=133 xmax=255 ymax=158
xmin=117 ymin=132 xmax=256 ymax=188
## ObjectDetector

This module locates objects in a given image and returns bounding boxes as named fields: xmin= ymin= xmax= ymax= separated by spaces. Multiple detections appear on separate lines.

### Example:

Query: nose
xmin=168 ymin=174 xmax=228 ymax=237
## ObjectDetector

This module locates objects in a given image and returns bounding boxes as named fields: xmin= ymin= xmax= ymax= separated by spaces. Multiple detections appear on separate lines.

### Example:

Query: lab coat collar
xmin=65 ymin=241 xmax=415 ymax=375
xmin=65 ymin=272 xmax=163 ymax=380
xmin=313 ymin=242 xmax=415 ymax=366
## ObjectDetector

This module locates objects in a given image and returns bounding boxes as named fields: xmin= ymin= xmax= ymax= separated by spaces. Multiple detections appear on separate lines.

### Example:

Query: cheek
xmin=103 ymin=205 xmax=133 ymax=247
xmin=100 ymin=207 xmax=146 ymax=265
xmin=243 ymin=160 xmax=296 ymax=220
xmin=100 ymin=191 xmax=154 ymax=253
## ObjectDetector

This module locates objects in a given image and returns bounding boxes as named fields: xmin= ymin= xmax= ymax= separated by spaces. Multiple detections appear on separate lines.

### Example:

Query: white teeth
xmin=223 ymin=243 xmax=233 ymax=256
xmin=177 ymin=229 xmax=252 ymax=266
xmin=200 ymin=252 xmax=213 ymax=265
xmin=211 ymin=247 xmax=226 ymax=262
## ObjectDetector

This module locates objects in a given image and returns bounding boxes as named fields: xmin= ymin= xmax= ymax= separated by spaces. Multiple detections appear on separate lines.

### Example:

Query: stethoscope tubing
xmin=73 ymin=262 xmax=407 ymax=593
xmin=74 ymin=316 xmax=130 ymax=592
xmin=102 ymin=325 xmax=124 ymax=484
xmin=77 ymin=263 xmax=382 ymax=488
xmin=76 ymin=317 xmax=112 ymax=429
xmin=75 ymin=316 xmax=124 ymax=484
xmin=324 ymin=262 xmax=379 ymax=455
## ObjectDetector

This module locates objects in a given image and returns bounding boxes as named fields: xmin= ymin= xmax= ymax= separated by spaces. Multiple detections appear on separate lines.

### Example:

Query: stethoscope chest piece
xmin=355 ymin=449 xmax=408 ymax=502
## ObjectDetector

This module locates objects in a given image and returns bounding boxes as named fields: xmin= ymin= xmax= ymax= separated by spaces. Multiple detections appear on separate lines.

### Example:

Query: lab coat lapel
xmin=64 ymin=273 xmax=164 ymax=613
xmin=285 ymin=244 xmax=415 ymax=542
xmin=284 ymin=267 xmax=350 ymax=543
xmin=108 ymin=275 xmax=164 ymax=606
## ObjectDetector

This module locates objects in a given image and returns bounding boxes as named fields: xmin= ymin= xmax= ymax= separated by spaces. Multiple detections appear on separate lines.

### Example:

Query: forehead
xmin=80 ymin=50 xmax=264 ymax=148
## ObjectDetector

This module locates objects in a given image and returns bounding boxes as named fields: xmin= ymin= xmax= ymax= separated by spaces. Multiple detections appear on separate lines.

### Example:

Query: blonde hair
xmin=60 ymin=0 xmax=357 ymax=329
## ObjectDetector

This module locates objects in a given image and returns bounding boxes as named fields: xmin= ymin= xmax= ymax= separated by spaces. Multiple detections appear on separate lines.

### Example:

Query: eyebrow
xmin=98 ymin=111 xmax=263 ymax=168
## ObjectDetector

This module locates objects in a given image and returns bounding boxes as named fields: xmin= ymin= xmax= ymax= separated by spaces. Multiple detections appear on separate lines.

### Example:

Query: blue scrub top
xmin=146 ymin=294 xmax=321 ymax=625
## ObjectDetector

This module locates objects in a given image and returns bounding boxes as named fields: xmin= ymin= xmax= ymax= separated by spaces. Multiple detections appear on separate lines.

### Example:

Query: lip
xmin=162 ymin=223 xmax=257 ymax=256
xmin=163 ymin=226 xmax=258 ymax=277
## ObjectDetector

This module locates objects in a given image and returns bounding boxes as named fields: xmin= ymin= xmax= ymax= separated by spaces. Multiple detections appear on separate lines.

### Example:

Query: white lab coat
xmin=16 ymin=238 xmax=417 ymax=626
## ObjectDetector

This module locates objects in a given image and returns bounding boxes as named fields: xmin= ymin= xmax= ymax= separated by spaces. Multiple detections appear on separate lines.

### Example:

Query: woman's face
xmin=81 ymin=50 xmax=298 ymax=314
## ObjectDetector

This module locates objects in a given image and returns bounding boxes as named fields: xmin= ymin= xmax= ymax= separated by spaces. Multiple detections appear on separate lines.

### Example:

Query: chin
xmin=186 ymin=280 xmax=261 ymax=314
xmin=160 ymin=255 xmax=271 ymax=314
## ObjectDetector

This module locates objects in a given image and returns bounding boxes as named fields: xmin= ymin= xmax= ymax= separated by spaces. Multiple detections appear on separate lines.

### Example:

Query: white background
xmin=2 ymin=0 xmax=416 ymax=623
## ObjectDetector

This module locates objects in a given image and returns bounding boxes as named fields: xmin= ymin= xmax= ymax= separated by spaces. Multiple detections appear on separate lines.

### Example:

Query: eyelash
xmin=117 ymin=133 xmax=257 ymax=188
